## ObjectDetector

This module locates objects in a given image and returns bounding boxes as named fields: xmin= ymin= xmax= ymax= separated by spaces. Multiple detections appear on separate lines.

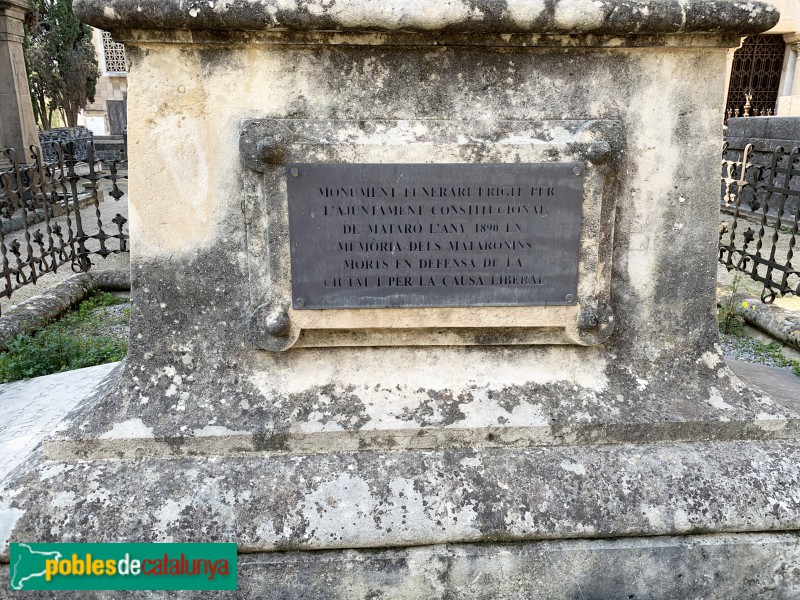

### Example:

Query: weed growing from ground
xmin=721 ymin=328 xmax=800 ymax=378
xmin=0 ymin=292 xmax=129 ymax=383
xmin=718 ymin=275 xmax=746 ymax=335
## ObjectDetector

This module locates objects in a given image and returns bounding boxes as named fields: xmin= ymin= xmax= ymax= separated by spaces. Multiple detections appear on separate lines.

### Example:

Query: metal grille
xmin=725 ymin=35 xmax=786 ymax=121
xmin=719 ymin=143 xmax=800 ymax=303
xmin=0 ymin=143 xmax=129 ymax=314
xmin=101 ymin=30 xmax=127 ymax=74
xmin=39 ymin=127 xmax=93 ymax=163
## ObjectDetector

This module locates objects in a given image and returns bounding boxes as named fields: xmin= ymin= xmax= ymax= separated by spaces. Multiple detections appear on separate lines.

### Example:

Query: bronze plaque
xmin=287 ymin=163 xmax=583 ymax=309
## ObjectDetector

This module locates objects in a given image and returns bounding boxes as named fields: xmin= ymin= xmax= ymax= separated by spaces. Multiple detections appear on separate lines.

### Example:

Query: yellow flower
xmin=742 ymin=301 xmax=749 ymax=309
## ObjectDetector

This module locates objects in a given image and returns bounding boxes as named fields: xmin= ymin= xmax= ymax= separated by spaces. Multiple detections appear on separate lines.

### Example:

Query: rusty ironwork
xmin=719 ymin=142 xmax=800 ymax=303
xmin=724 ymin=34 xmax=786 ymax=124
xmin=0 ymin=142 xmax=129 ymax=313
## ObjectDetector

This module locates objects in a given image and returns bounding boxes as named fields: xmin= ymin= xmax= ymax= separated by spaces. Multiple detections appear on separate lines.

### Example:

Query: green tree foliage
xmin=23 ymin=0 xmax=98 ymax=130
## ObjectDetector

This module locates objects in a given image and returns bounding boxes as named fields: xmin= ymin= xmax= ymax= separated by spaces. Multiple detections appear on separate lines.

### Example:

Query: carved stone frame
xmin=242 ymin=118 xmax=621 ymax=350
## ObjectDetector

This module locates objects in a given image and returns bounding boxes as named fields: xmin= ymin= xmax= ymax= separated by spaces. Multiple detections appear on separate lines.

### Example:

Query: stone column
xmin=778 ymin=33 xmax=800 ymax=115
xmin=723 ymin=38 xmax=745 ymax=116
xmin=0 ymin=0 xmax=38 ymax=158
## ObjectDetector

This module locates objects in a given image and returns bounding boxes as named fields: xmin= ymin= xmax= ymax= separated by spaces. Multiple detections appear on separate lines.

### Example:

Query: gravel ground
xmin=95 ymin=302 xmax=131 ymax=342
xmin=720 ymin=332 xmax=790 ymax=367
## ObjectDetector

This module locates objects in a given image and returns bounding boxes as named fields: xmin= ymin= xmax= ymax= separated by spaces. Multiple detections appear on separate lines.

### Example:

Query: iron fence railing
xmin=38 ymin=127 xmax=94 ymax=163
xmin=719 ymin=142 xmax=800 ymax=303
xmin=0 ymin=142 xmax=129 ymax=314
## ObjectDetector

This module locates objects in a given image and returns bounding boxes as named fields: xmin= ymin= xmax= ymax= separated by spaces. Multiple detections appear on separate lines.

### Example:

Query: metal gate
xmin=0 ymin=143 xmax=129 ymax=314
xmin=725 ymin=35 xmax=786 ymax=122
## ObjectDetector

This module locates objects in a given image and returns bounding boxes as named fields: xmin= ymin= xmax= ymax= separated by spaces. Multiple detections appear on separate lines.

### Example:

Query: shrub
xmin=0 ymin=292 xmax=128 ymax=383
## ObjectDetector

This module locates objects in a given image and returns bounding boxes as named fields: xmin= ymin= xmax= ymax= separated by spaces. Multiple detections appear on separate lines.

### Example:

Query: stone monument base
xmin=186 ymin=534 xmax=800 ymax=598
xmin=3 ymin=358 xmax=800 ymax=597
xmin=2 ymin=0 xmax=790 ymax=596
xmin=2 ymin=532 xmax=799 ymax=597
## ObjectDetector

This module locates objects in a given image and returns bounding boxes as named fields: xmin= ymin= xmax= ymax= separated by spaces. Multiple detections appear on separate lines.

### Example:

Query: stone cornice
xmin=73 ymin=0 xmax=780 ymax=37
xmin=784 ymin=33 xmax=800 ymax=49
xmin=0 ymin=0 xmax=27 ymax=43
xmin=0 ymin=0 xmax=33 ymax=13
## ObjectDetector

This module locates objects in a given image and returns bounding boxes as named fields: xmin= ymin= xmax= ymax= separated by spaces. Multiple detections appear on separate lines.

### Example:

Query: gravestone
xmin=106 ymin=99 xmax=127 ymax=136
xmin=3 ymin=0 xmax=800 ymax=596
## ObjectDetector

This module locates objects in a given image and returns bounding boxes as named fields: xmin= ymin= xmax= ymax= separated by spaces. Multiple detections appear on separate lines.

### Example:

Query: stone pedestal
xmin=0 ymin=0 xmax=37 ymax=159
xmin=3 ymin=0 xmax=798 ymax=596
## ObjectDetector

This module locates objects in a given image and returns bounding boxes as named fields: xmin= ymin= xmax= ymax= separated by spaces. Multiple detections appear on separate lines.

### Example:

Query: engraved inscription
xmin=287 ymin=163 xmax=583 ymax=309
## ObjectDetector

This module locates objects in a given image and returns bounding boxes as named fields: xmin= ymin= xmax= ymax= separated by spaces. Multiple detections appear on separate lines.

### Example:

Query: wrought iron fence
xmin=38 ymin=127 xmax=94 ymax=163
xmin=719 ymin=142 xmax=800 ymax=303
xmin=0 ymin=142 xmax=129 ymax=314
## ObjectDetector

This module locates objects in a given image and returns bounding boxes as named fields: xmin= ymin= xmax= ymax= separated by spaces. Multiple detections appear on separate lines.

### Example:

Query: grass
xmin=718 ymin=274 xmax=746 ymax=335
xmin=745 ymin=339 xmax=798 ymax=370
xmin=720 ymin=327 xmax=800 ymax=377
xmin=0 ymin=292 xmax=129 ymax=383
xmin=718 ymin=275 xmax=800 ymax=378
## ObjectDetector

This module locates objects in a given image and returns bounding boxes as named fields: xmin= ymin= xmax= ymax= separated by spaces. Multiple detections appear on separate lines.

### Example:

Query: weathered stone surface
xmin=0 ymin=0 xmax=40 ymax=154
xmin=0 ymin=0 xmax=789 ymax=594
xmin=6 ymin=438 xmax=800 ymax=555
xmin=727 ymin=116 xmax=800 ymax=142
xmin=39 ymin=343 xmax=800 ymax=460
xmin=143 ymin=534 xmax=800 ymax=599
xmin=31 ymin=39 xmax=780 ymax=455
xmin=0 ymin=363 xmax=119 ymax=482
xmin=54 ymin=39 xmax=723 ymax=437
xmin=0 ymin=269 xmax=129 ymax=351
xmin=2 ymin=533 xmax=800 ymax=598
xmin=73 ymin=0 xmax=779 ymax=36
xmin=729 ymin=359 xmax=800 ymax=411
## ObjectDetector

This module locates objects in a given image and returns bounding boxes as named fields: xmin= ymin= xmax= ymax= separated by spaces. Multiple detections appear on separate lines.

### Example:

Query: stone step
xmin=6 ymin=438 xmax=800 ymax=556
